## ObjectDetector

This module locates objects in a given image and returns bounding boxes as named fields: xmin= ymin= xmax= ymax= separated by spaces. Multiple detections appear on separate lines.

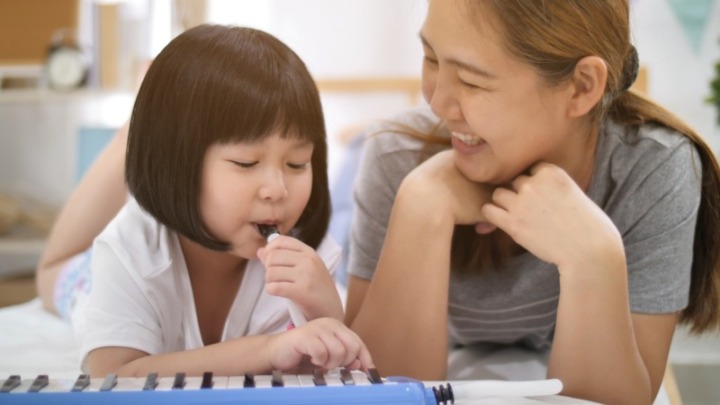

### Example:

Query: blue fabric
xmin=329 ymin=134 xmax=365 ymax=287
xmin=76 ymin=127 xmax=116 ymax=183
xmin=53 ymin=248 xmax=93 ymax=322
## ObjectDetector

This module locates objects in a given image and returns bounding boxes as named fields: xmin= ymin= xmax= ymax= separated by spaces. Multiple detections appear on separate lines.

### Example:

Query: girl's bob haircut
xmin=126 ymin=24 xmax=330 ymax=250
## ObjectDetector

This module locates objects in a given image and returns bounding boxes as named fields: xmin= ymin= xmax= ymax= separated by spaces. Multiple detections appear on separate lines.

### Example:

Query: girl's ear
xmin=566 ymin=56 xmax=608 ymax=118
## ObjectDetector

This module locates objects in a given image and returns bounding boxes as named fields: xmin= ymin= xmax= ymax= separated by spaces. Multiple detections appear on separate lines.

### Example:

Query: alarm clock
xmin=45 ymin=29 xmax=90 ymax=91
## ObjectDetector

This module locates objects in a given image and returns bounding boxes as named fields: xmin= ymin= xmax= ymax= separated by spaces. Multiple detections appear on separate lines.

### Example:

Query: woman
xmin=345 ymin=1 xmax=720 ymax=404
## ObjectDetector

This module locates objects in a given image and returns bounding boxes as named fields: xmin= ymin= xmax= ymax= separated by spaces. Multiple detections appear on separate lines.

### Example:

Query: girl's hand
xmin=403 ymin=150 xmax=496 ymax=232
xmin=267 ymin=318 xmax=375 ymax=371
xmin=258 ymin=236 xmax=344 ymax=321
xmin=481 ymin=162 xmax=624 ymax=271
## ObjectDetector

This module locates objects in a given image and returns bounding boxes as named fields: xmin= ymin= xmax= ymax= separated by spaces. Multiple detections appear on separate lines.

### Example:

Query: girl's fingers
xmin=296 ymin=320 xmax=374 ymax=370
xmin=299 ymin=335 xmax=329 ymax=368
xmin=316 ymin=333 xmax=347 ymax=369
xmin=264 ymin=235 xmax=308 ymax=253
xmin=332 ymin=326 xmax=375 ymax=370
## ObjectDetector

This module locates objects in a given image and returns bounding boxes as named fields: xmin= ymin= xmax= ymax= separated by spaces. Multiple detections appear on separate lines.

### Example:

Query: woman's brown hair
xmin=126 ymin=24 xmax=330 ymax=250
xmin=446 ymin=0 xmax=720 ymax=332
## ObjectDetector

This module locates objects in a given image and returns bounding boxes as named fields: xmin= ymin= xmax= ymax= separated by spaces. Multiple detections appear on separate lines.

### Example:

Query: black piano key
xmin=172 ymin=372 xmax=186 ymax=390
xmin=71 ymin=374 xmax=90 ymax=392
xmin=28 ymin=375 xmax=49 ymax=392
xmin=367 ymin=368 xmax=383 ymax=384
xmin=243 ymin=374 xmax=255 ymax=388
xmin=200 ymin=372 xmax=214 ymax=389
xmin=1 ymin=375 xmax=21 ymax=393
xmin=143 ymin=373 xmax=159 ymax=391
xmin=99 ymin=373 xmax=117 ymax=391
xmin=340 ymin=368 xmax=354 ymax=385
xmin=312 ymin=369 xmax=326 ymax=386
xmin=271 ymin=370 xmax=284 ymax=387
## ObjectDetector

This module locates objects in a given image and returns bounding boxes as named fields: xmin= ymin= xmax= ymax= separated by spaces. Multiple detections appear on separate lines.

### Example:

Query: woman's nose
xmin=429 ymin=70 xmax=463 ymax=122
xmin=258 ymin=170 xmax=288 ymax=201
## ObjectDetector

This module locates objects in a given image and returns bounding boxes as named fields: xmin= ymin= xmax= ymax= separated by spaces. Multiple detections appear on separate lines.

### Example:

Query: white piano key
xmin=351 ymin=370 xmax=372 ymax=386
xmin=182 ymin=376 xmax=204 ymax=390
xmin=209 ymin=376 xmax=229 ymax=389
xmin=111 ymin=377 xmax=146 ymax=392
xmin=282 ymin=373 xmax=300 ymax=387
xmin=155 ymin=376 xmax=177 ymax=391
xmin=298 ymin=373 xmax=315 ymax=387
xmin=325 ymin=370 xmax=345 ymax=387
xmin=226 ymin=375 xmax=245 ymax=389
xmin=83 ymin=377 xmax=106 ymax=392
xmin=253 ymin=374 xmax=273 ymax=388
xmin=7 ymin=378 xmax=36 ymax=394
xmin=40 ymin=377 xmax=77 ymax=393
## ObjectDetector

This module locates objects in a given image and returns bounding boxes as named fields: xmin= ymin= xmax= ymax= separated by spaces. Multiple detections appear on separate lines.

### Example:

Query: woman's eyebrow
xmin=419 ymin=32 xmax=497 ymax=80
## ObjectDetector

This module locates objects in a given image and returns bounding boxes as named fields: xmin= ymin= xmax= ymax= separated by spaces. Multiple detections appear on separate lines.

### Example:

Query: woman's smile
xmin=450 ymin=131 xmax=488 ymax=155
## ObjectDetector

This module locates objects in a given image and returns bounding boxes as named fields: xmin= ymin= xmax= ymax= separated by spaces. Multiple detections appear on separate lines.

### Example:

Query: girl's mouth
xmin=256 ymin=224 xmax=280 ymax=241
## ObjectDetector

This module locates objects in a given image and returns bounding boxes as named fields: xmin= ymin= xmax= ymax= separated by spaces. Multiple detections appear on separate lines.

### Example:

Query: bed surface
xmin=0 ymin=299 xmax=81 ymax=378
xmin=0 ymin=298 xmax=671 ymax=405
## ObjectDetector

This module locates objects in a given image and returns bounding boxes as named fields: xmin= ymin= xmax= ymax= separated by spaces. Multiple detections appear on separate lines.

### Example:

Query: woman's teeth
xmin=452 ymin=131 xmax=484 ymax=146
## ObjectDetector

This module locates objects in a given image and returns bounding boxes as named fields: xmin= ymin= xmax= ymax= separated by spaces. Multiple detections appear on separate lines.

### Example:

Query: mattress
xmin=0 ymin=299 xmax=670 ymax=405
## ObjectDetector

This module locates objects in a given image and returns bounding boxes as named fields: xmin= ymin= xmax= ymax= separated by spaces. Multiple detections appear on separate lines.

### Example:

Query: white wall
xmin=631 ymin=0 xmax=720 ymax=152
xmin=206 ymin=0 xmax=720 ymax=168
xmin=2 ymin=0 xmax=719 ymax=206
xmin=206 ymin=0 xmax=428 ymax=182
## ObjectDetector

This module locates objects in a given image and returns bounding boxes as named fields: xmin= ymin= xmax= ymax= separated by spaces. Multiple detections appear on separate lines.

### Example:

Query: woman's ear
xmin=566 ymin=56 xmax=607 ymax=118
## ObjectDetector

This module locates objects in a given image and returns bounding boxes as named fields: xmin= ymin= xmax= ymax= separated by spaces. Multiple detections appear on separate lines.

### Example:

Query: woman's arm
xmin=36 ymin=123 xmax=129 ymax=313
xmin=88 ymin=317 xmax=374 ymax=378
xmin=482 ymin=162 xmax=677 ymax=404
xmin=348 ymin=183 xmax=454 ymax=379
xmin=546 ymin=257 xmax=677 ymax=404
xmin=347 ymin=150 xmax=490 ymax=380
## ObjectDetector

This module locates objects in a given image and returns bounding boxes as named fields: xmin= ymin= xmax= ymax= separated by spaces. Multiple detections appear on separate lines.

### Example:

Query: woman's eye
xmin=423 ymin=55 xmax=438 ymax=66
xmin=459 ymin=78 xmax=486 ymax=90
xmin=233 ymin=161 xmax=258 ymax=168
xmin=460 ymin=80 xmax=479 ymax=89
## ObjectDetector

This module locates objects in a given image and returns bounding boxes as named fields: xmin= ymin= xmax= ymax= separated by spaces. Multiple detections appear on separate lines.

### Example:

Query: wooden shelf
xmin=0 ymin=87 xmax=133 ymax=103
xmin=0 ymin=227 xmax=46 ymax=278
xmin=0 ymin=272 xmax=36 ymax=308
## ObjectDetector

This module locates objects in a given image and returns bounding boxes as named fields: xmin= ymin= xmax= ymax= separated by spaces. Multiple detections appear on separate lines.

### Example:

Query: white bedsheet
xmin=0 ymin=299 xmax=81 ymax=378
xmin=0 ymin=299 xmax=669 ymax=404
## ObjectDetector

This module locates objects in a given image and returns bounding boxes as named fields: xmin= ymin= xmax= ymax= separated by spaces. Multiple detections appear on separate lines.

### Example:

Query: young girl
xmin=345 ymin=1 xmax=720 ymax=404
xmin=55 ymin=24 xmax=373 ymax=378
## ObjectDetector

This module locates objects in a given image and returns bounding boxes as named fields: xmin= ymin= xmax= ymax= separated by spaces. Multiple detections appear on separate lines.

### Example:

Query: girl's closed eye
xmin=287 ymin=161 xmax=309 ymax=170
xmin=232 ymin=160 xmax=258 ymax=169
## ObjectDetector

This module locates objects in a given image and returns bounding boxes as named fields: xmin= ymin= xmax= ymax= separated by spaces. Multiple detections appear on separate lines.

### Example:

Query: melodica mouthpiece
xmin=258 ymin=224 xmax=280 ymax=242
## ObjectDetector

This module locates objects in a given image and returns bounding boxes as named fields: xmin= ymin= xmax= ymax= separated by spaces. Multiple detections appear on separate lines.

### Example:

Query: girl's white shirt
xmin=73 ymin=198 xmax=341 ymax=372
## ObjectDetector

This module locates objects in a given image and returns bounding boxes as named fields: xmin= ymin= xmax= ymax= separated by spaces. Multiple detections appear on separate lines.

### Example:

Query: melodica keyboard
xmin=0 ymin=368 xmax=455 ymax=405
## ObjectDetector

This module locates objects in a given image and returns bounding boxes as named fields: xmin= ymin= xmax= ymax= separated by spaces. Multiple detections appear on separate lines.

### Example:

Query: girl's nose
xmin=258 ymin=170 xmax=288 ymax=201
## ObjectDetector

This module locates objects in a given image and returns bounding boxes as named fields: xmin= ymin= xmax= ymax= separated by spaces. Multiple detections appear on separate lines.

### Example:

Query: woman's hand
xmin=258 ymin=236 xmax=343 ymax=321
xmin=403 ymin=150 xmax=495 ymax=232
xmin=481 ymin=162 xmax=624 ymax=271
xmin=266 ymin=318 xmax=374 ymax=371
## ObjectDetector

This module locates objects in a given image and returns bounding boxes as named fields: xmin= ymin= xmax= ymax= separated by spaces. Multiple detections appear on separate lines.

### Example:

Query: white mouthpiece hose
xmin=451 ymin=379 xmax=563 ymax=399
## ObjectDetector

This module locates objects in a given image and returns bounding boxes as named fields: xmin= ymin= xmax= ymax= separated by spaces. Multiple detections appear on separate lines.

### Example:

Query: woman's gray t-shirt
xmin=348 ymin=106 xmax=701 ymax=350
